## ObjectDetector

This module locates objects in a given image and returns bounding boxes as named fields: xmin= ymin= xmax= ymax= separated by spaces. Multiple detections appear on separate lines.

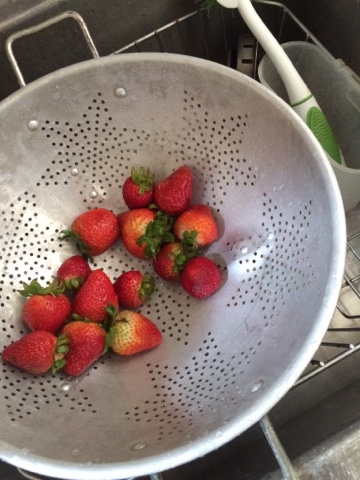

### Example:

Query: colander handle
xmin=5 ymin=10 xmax=99 ymax=88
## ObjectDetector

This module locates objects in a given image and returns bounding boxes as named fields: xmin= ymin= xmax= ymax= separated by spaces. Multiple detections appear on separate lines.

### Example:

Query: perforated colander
xmin=0 ymin=13 xmax=346 ymax=480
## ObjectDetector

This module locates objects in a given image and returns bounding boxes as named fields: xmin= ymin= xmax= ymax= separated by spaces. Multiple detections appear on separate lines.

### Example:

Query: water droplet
xmin=89 ymin=189 xmax=97 ymax=199
xmin=240 ymin=246 xmax=248 ymax=254
xmin=115 ymin=87 xmax=127 ymax=98
xmin=132 ymin=442 xmax=147 ymax=451
xmin=125 ymin=417 xmax=130 ymax=421
xmin=267 ymin=232 xmax=274 ymax=240
xmin=70 ymin=167 xmax=79 ymax=176
xmin=60 ymin=382 xmax=71 ymax=392
xmin=27 ymin=120 xmax=39 ymax=131
xmin=251 ymin=380 xmax=264 ymax=393
xmin=215 ymin=430 xmax=223 ymax=438
xmin=72 ymin=449 xmax=80 ymax=456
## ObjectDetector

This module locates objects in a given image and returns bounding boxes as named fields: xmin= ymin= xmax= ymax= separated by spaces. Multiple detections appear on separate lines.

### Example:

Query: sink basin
xmin=0 ymin=1 xmax=359 ymax=479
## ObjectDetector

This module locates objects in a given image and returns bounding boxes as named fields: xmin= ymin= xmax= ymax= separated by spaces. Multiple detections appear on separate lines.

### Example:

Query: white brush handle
xmin=217 ymin=0 xmax=344 ymax=165
xmin=236 ymin=0 xmax=309 ymax=105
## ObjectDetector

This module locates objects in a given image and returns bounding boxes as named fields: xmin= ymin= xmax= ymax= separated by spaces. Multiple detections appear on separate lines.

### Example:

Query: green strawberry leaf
xmin=104 ymin=330 xmax=113 ymax=354
xmin=53 ymin=358 xmax=67 ymax=373
xmin=137 ymin=210 xmax=176 ymax=258
xmin=103 ymin=303 xmax=118 ymax=330
xmin=139 ymin=274 xmax=155 ymax=301
xmin=174 ymin=252 xmax=189 ymax=272
xmin=148 ymin=202 xmax=159 ymax=210
xmin=62 ymin=276 xmax=85 ymax=292
xmin=52 ymin=334 xmax=70 ymax=374
xmin=59 ymin=229 xmax=94 ymax=263
xmin=131 ymin=166 xmax=154 ymax=194
xmin=18 ymin=278 xmax=65 ymax=297
xmin=71 ymin=313 xmax=91 ymax=322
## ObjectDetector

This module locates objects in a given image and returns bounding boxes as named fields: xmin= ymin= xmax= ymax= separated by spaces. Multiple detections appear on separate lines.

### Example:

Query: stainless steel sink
xmin=0 ymin=1 xmax=359 ymax=479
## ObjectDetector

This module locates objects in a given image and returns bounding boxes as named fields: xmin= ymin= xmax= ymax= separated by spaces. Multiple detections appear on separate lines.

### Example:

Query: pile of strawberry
xmin=2 ymin=165 xmax=222 ymax=377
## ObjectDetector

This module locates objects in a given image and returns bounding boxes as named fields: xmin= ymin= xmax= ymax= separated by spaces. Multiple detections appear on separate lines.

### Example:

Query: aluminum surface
xmin=0 ymin=52 xmax=346 ymax=479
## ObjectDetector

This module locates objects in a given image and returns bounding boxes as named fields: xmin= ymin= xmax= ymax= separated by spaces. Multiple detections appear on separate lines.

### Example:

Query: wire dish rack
xmin=9 ymin=1 xmax=360 ymax=479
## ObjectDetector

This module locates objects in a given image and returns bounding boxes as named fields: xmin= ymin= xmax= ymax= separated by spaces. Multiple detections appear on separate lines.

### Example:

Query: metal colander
xmin=0 ymin=17 xmax=345 ymax=480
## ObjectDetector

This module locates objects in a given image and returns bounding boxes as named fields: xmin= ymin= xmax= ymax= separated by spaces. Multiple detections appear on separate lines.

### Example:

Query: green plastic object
xmin=306 ymin=106 xmax=342 ymax=164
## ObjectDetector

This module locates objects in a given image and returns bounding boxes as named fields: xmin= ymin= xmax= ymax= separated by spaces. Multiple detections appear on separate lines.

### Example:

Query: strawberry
xmin=72 ymin=269 xmax=118 ymax=323
xmin=154 ymin=165 xmax=193 ymax=215
xmin=60 ymin=207 xmax=120 ymax=259
xmin=2 ymin=331 xmax=68 ymax=375
xmin=122 ymin=166 xmax=155 ymax=209
xmin=61 ymin=321 xmax=106 ymax=376
xmin=180 ymin=256 xmax=222 ymax=299
xmin=153 ymin=242 xmax=189 ymax=281
xmin=113 ymin=271 xmax=155 ymax=308
xmin=19 ymin=279 xmax=71 ymax=334
xmin=56 ymin=255 xmax=92 ymax=291
xmin=109 ymin=310 xmax=162 ymax=355
xmin=118 ymin=208 xmax=155 ymax=258
xmin=174 ymin=204 xmax=218 ymax=248
xmin=118 ymin=208 xmax=174 ymax=259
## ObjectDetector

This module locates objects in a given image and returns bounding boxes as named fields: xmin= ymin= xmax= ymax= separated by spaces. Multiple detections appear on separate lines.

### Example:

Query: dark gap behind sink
xmin=1 ymin=1 xmax=360 ymax=480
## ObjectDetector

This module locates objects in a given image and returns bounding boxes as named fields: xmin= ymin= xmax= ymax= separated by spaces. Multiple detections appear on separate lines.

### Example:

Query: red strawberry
xmin=118 ymin=208 xmax=174 ymax=259
xmin=2 ymin=331 xmax=68 ymax=375
xmin=118 ymin=208 xmax=155 ymax=258
xmin=113 ymin=271 xmax=155 ymax=308
xmin=60 ymin=208 xmax=120 ymax=259
xmin=109 ymin=310 xmax=162 ymax=355
xmin=153 ymin=242 xmax=189 ymax=281
xmin=174 ymin=204 xmax=218 ymax=248
xmin=61 ymin=321 xmax=106 ymax=376
xmin=122 ymin=167 xmax=155 ymax=209
xmin=180 ymin=256 xmax=222 ymax=299
xmin=57 ymin=255 xmax=92 ymax=291
xmin=72 ymin=269 xmax=118 ymax=323
xmin=19 ymin=279 xmax=71 ymax=334
xmin=154 ymin=165 xmax=193 ymax=215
